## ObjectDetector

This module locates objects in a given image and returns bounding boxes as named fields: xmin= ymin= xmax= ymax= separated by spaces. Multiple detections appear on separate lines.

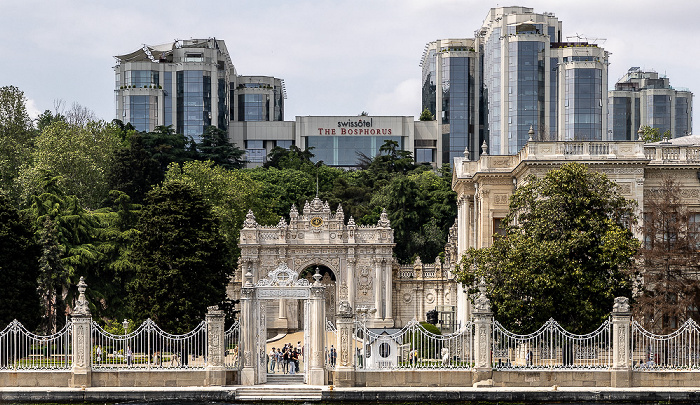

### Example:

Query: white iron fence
xmin=355 ymin=319 xmax=474 ymax=371
xmin=91 ymin=319 xmax=207 ymax=370
xmin=492 ymin=318 xmax=612 ymax=370
xmin=631 ymin=319 xmax=700 ymax=370
xmin=0 ymin=320 xmax=72 ymax=370
xmin=224 ymin=320 xmax=241 ymax=370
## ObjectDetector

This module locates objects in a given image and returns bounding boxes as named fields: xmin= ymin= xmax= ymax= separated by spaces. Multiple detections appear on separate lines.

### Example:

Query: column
xmin=334 ymin=301 xmax=355 ymax=387
xmin=205 ymin=306 xmax=226 ymax=386
xmin=472 ymin=281 xmax=493 ymax=384
xmin=347 ymin=258 xmax=356 ymax=308
xmin=384 ymin=258 xmax=392 ymax=323
xmin=71 ymin=276 xmax=92 ymax=388
xmin=611 ymin=296 xmax=632 ymax=387
xmin=309 ymin=274 xmax=326 ymax=385
xmin=374 ymin=258 xmax=382 ymax=320
xmin=240 ymin=272 xmax=257 ymax=385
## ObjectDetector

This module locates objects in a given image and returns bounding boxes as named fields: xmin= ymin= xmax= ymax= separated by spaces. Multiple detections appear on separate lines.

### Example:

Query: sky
xmin=0 ymin=0 xmax=697 ymax=132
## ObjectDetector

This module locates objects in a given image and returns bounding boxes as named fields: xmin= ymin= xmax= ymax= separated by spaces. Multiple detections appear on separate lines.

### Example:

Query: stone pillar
xmin=334 ymin=301 xmax=355 ymax=387
xmin=240 ymin=273 xmax=257 ymax=386
xmin=309 ymin=272 xmax=326 ymax=385
xmin=347 ymin=258 xmax=356 ymax=308
xmin=384 ymin=259 xmax=392 ymax=323
xmin=205 ymin=306 xmax=226 ymax=386
xmin=71 ymin=277 xmax=92 ymax=388
xmin=611 ymin=296 xmax=632 ymax=388
xmin=374 ymin=258 xmax=382 ymax=320
xmin=472 ymin=281 xmax=493 ymax=385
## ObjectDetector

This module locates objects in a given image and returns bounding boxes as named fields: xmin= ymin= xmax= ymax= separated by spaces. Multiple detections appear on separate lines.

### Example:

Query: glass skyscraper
xmin=114 ymin=38 xmax=234 ymax=143
xmin=609 ymin=68 xmax=693 ymax=140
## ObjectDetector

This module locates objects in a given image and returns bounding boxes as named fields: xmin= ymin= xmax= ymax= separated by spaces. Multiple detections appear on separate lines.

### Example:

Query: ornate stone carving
xmin=358 ymin=267 xmax=372 ymax=295
xmin=473 ymin=280 xmax=491 ymax=313
xmin=243 ymin=210 xmax=258 ymax=228
xmin=73 ymin=276 xmax=90 ymax=316
xmin=494 ymin=194 xmax=509 ymax=205
xmin=340 ymin=328 xmax=350 ymax=366
xmin=613 ymin=296 xmax=630 ymax=313
xmin=377 ymin=209 xmax=391 ymax=227
xmin=337 ymin=300 xmax=353 ymax=317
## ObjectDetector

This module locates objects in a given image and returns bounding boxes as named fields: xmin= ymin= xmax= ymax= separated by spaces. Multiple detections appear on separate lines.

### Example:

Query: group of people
xmin=268 ymin=341 xmax=303 ymax=374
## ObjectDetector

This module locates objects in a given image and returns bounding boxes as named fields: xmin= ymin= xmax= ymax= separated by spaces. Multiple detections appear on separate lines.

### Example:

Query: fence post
xmin=239 ymin=273 xmax=256 ymax=386
xmin=334 ymin=301 xmax=355 ymax=387
xmin=70 ymin=276 xmax=92 ymax=388
xmin=472 ymin=280 xmax=493 ymax=386
xmin=308 ymin=272 xmax=326 ymax=385
xmin=205 ymin=305 xmax=226 ymax=386
xmin=611 ymin=296 xmax=632 ymax=387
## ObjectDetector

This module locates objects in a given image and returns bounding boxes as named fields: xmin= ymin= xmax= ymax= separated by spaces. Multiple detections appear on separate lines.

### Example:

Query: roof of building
xmin=647 ymin=134 xmax=700 ymax=146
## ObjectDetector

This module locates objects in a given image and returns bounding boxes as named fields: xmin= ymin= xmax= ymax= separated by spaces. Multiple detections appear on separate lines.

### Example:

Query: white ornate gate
xmin=240 ymin=264 xmax=326 ymax=385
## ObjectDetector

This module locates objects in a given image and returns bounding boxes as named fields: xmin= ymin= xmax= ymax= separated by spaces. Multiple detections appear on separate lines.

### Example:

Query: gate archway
xmin=239 ymin=264 xmax=326 ymax=385
xmin=237 ymin=197 xmax=396 ymax=332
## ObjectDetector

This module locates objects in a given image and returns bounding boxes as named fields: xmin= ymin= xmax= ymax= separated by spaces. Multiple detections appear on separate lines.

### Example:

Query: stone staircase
xmin=265 ymin=372 xmax=306 ymax=385
xmin=236 ymin=377 xmax=322 ymax=401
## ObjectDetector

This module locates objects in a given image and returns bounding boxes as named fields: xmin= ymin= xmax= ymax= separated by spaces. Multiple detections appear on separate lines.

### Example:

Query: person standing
xmin=269 ymin=347 xmax=276 ymax=373
xmin=126 ymin=346 xmax=133 ymax=367
xmin=289 ymin=348 xmax=298 ymax=374
xmin=330 ymin=345 xmax=337 ymax=367
xmin=282 ymin=344 xmax=290 ymax=374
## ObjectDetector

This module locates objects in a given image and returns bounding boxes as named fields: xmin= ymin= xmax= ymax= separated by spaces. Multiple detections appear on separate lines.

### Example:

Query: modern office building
xmin=477 ymin=7 xmax=608 ymax=154
xmin=114 ymin=38 xmax=234 ymax=142
xmin=609 ymin=67 xmax=694 ymax=140
xmin=421 ymin=39 xmax=479 ymax=162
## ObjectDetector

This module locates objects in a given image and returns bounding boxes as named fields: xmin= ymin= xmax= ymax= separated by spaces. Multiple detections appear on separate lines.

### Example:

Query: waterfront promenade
xmin=3 ymin=385 xmax=700 ymax=403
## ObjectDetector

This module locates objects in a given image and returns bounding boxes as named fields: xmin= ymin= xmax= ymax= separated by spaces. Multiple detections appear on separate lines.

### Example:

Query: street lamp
xmin=122 ymin=319 xmax=129 ymax=335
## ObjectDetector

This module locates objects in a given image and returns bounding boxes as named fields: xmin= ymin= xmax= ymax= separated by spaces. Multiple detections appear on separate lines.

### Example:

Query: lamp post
xmin=355 ymin=306 xmax=376 ymax=368
xmin=122 ymin=319 xmax=129 ymax=335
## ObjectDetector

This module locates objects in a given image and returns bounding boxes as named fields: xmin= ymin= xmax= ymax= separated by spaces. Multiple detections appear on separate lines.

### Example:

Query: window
xmin=493 ymin=218 xmax=506 ymax=237
xmin=378 ymin=343 xmax=391 ymax=358
xmin=185 ymin=53 xmax=203 ymax=62
xmin=276 ymin=140 xmax=292 ymax=149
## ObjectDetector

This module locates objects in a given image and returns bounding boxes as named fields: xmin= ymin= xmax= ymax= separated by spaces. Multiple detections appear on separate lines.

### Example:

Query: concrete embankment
xmin=4 ymin=386 xmax=700 ymax=403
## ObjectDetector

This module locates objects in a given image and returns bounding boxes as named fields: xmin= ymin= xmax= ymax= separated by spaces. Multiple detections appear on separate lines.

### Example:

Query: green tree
xmin=127 ymin=181 xmax=230 ymax=332
xmin=458 ymin=162 xmax=639 ymax=334
xmin=196 ymin=126 xmax=244 ymax=170
xmin=0 ymin=86 xmax=35 ymax=197
xmin=264 ymin=145 xmax=315 ymax=170
xmin=108 ymin=131 xmax=163 ymax=204
xmin=639 ymin=125 xmax=671 ymax=143
xmin=0 ymin=193 xmax=41 ymax=329
xmin=419 ymin=108 xmax=434 ymax=121
xmin=633 ymin=177 xmax=700 ymax=333
xmin=27 ymin=174 xmax=101 ymax=331
xmin=164 ymin=161 xmax=276 ymax=268
xmin=18 ymin=120 xmax=122 ymax=209
xmin=35 ymin=109 xmax=66 ymax=132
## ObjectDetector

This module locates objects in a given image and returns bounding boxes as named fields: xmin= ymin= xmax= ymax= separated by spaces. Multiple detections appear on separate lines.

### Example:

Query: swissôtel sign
xmin=311 ymin=118 xmax=399 ymax=136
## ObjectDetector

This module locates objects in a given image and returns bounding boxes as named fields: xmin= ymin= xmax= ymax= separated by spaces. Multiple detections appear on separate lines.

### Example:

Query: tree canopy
xmin=127 ymin=181 xmax=230 ymax=333
xmin=458 ymin=162 xmax=639 ymax=334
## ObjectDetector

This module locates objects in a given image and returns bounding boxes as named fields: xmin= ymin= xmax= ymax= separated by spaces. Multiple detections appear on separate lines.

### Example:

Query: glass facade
xmin=238 ymin=93 xmax=270 ymax=121
xmin=549 ymin=57 xmax=558 ymax=139
xmin=508 ymin=40 xmax=545 ymax=153
xmin=442 ymin=57 xmax=471 ymax=163
xmin=246 ymin=140 xmax=265 ymax=163
xmin=218 ymin=78 xmax=227 ymax=129
xmin=609 ymin=96 xmax=632 ymax=140
xmin=421 ymin=49 xmax=437 ymax=117
xmin=307 ymin=136 xmax=403 ymax=166
xmin=565 ymin=68 xmax=602 ymax=140
xmin=126 ymin=70 xmax=159 ymax=87
xmin=484 ymin=27 xmax=502 ymax=153
xmin=649 ymin=94 xmax=671 ymax=136
xmin=164 ymin=72 xmax=172 ymax=127
xmin=415 ymin=148 xmax=434 ymax=163
xmin=176 ymin=70 xmax=212 ymax=141
xmin=129 ymin=95 xmax=157 ymax=132
xmin=675 ymin=96 xmax=690 ymax=137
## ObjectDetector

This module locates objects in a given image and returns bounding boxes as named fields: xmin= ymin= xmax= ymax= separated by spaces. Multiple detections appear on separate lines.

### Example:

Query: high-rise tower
xmin=114 ymin=38 xmax=234 ymax=143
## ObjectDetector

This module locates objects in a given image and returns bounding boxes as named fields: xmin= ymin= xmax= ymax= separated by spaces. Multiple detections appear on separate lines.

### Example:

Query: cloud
xmin=25 ymin=98 xmax=41 ymax=121
xmin=367 ymin=79 xmax=422 ymax=117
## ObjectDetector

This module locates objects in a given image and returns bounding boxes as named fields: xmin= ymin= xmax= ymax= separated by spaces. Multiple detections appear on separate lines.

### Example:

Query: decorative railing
xmin=0 ymin=320 xmax=72 ymax=370
xmin=91 ymin=319 xmax=207 ymax=370
xmin=631 ymin=319 xmax=700 ymax=370
xmin=355 ymin=319 xmax=473 ymax=371
xmin=492 ymin=318 xmax=612 ymax=370
xmin=224 ymin=320 xmax=241 ymax=370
